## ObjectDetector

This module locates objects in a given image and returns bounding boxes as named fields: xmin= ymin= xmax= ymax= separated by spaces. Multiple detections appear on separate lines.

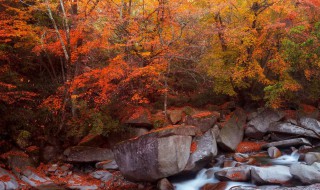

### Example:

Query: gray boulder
xmin=183 ymin=128 xmax=218 ymax=173
xmin=261 ymin=138 xmax=311 ymax=149
xmin=113 ymin=125 xmax=195 ymax=181
xmin=290 ymin=162 xmax=320 ymax=184
xmin=251 ymin=166 xmax=292 ymax=185
xmin=64 ymin=146 xmax=114 ymax=162
xmin=305 ymin=152 xmax=320 ymax=165
xmin=299 ymin=117 xmax=320 ymax=139
xmin=185 ymin=111 xmax=220 ymax=133
xmin=245 ymin=109 xmax=284 ymax=138
xmin=0 ymin=168 xmax=19 ymax=189
xmin=217 ymin=108 xmax=247 ymax=151
xmin=90 ymin=170 xmax=112 ymax=182
xmin=269 ymin=122 xmax=319 ymax=139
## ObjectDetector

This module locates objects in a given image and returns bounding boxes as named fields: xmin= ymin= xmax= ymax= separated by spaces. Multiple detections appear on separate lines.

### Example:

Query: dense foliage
xmin=0 ymin=0 xmax=319 ymax=145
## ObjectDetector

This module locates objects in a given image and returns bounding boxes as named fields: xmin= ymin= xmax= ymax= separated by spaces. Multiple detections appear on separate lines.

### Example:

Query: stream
xmin=173 ymin=151 xmax=300 ymax=190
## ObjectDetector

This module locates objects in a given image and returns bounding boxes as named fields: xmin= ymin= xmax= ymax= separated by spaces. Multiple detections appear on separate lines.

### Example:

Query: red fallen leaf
xmin=0 ymin=175 xmax=11 ymax=182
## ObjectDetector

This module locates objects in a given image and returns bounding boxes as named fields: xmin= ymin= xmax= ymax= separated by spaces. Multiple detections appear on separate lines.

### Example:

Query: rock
xmin=64 ymin=146 xmax=114 ymax=162
xmin=48 ymin=164 xmax=58 ymax=172
xmin=269 ymin=122 xmax=319 ymax=139
xmin=0 ymin=167 xmax=19 ymax=189
xmin=236 ymin=142 xmax=262 ymax=153
xmin=123 ymin=106 xmax=153 ymax=128
xmin=215 ymin=165 xmax=251 ymax=182
xmin=168 ymin=109 xmax=183 ymax=124
xmin=78 ymin=134 xmax=106 ymax=147
xmin=251 ymin=166 xmax=292 ymax=185
xmin=157 ymin=178 xmax=174 ymax=190
xmin=6 ymin=151 xmax=34 ymax=176
xmin=245 ymin=109 xmax=284 ymax=138
xmin=234 ymin=153 xmax=250 ymax=163
xmin=185 ymin=111 xmax=220 ymax=133
xmin=41 ymin=145 xmax=60 ymax=163
xmin=21 ymin=169 xmax=53 ymax=187
xmin=290 ymin=162 xmax=320 ymax=184
xmin=223 ymin=160 xmax=237 ymax=168
xmin=113 ymin=126 xmax=193 ymax=181
xmin=90 ymin=170 xmax=112 ymax=182
xmin=299 ymin=117 xmax=320 ymax=138
xmin=217 ymin=108 xmax=247 ymax=151
xmin=200 ymin=182 xmax=227 ymax=190
xmin=268 ymin=147 xmax=282 ymax=158
xmin=95 ymin=160 xmax=119 ymax=170
xmin=304 ymin=152 xmax=320 ymax=165
xmin=128 ymin=127 xmax=149 ymax=137
xmin=183 ymin=128 xmax=218 ymax=173
xmin=261 ymin=138 xmax=311 ymax=149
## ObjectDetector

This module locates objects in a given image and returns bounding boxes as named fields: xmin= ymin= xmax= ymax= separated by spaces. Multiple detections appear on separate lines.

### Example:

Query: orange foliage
xmin=190 ymin=141 xmax=198 ymax=153
xmin=236 ymin=141 xmax=264 ymax=153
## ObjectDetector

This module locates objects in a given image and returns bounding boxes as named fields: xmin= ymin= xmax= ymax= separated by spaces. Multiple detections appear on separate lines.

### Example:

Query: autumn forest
xmin=1 ymin=0 xmax=320 ymax=189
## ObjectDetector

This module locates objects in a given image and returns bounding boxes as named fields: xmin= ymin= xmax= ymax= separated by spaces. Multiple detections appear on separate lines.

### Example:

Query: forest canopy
xmin=0 ymin=0 xmax=319 ymax=145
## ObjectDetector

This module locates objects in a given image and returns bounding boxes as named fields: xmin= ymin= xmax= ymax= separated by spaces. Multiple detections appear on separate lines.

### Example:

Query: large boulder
xmin=245 ymin=109 xmax=284 ymax=138
xmin=290 ymin=162 xmax=320 ymax=184
xmin=298 ymin=117 xmax=320 ymax=138
xmin=269 ymin=122 xmax=319 ymax=139
xmin=113 ymin=125 xmax=197 ymax=181
xmin=183 ymin=128 xmax=218 ymax=173
xmin=185 ymin=111 xmax=220 ymax=133
xmin=261 ymin=138 xmax=311 ymax=149
xmin=64 ymin=146 xmax=114 ymax=162
xmin=305 ymin=152 xmax=320 ymax=165
xmin=217 ymin=108 xmax=247 ymax=151
xmin=0 ymin=168 xmax=19 ymax=189
xmin=214 ymin=165 xmax=251 ymax=182
xmin=251 ymin=166 xmax=292 ymax=185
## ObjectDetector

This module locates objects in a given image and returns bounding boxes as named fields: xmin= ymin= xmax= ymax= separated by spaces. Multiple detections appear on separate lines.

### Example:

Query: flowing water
xmin=173 ymin=151 xmax=300 ymax=190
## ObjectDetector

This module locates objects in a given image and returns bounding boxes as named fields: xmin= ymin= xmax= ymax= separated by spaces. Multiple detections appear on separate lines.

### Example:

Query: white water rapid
xmin=173 ymin=151 xmax=300 ymax=190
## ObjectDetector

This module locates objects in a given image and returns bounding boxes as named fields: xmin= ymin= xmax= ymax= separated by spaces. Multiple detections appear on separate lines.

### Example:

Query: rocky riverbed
xmin=1 ymin=104 xmax=320 ymax=189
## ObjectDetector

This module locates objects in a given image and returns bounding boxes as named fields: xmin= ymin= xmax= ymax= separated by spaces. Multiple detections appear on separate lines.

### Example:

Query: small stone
xmin=48 ymin=164 xmax=58 ymax=172
xmin=267 ymin=147 xmax=282 ymax=158
xmin=95 ymin=160 xmax=118 ymax=170
xmin=157 ymin=178 xmax=174 ymax=190
xmin=234 ymin=153 xmax=249 ymax=163
xmin=304 ymin=152 xmax=320 ymax=165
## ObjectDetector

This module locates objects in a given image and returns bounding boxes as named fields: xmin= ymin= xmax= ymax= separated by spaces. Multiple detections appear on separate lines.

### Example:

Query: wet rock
xmin=251 ymin=165 xmax=292 ymax=185
xmin=185 ymin=111 xmax=220 ymax=133
xmin=233 ymin=153 xmax=250 ymax=163
xmin=90 ymin=170 xmax=112 ymax=182
xmin=215 ymin=165 xmax=251 ymax=182
xmin=290 ymin=162 xmax=320 ymax=184
xmin=95 ymin=160 xmax=119 ymax=170
xmin=305 ymin=152 xmax=320 ymax=165
xmin=223 ymin=160 xmax=238 ymax=168
xmin=183 ymin=128 xmax=218 ymax=173
xmin=217 ymin=108 xmax=247 ymax=151
xmin=0 ymin=167 xmax=19 ymax=189
xmin=200 ymin=182 xmax=227 ymax=190
xmin=299 ymin=117 xmax=320 ymax=139
xmin=267 ymin=147 xmax=282 ymax=158
xmin=245 ymin=109 xmax=284 ymax=139
xmin=157 ymin=178 xmax=174 ymax=190
xmin=113 ymin=126 xmax=194 ymax=181
xmin=269 ymin=122 xmax=319 ymax=139
xmin=64 ymin=146 xmax=114 ymax=162
xmin=261 ymin=138 xmax=311 ymax=149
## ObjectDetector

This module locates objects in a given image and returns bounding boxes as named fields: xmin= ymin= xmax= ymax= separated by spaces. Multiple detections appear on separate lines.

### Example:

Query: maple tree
xmin=0 ymin=0 xmax=319 ymax=145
